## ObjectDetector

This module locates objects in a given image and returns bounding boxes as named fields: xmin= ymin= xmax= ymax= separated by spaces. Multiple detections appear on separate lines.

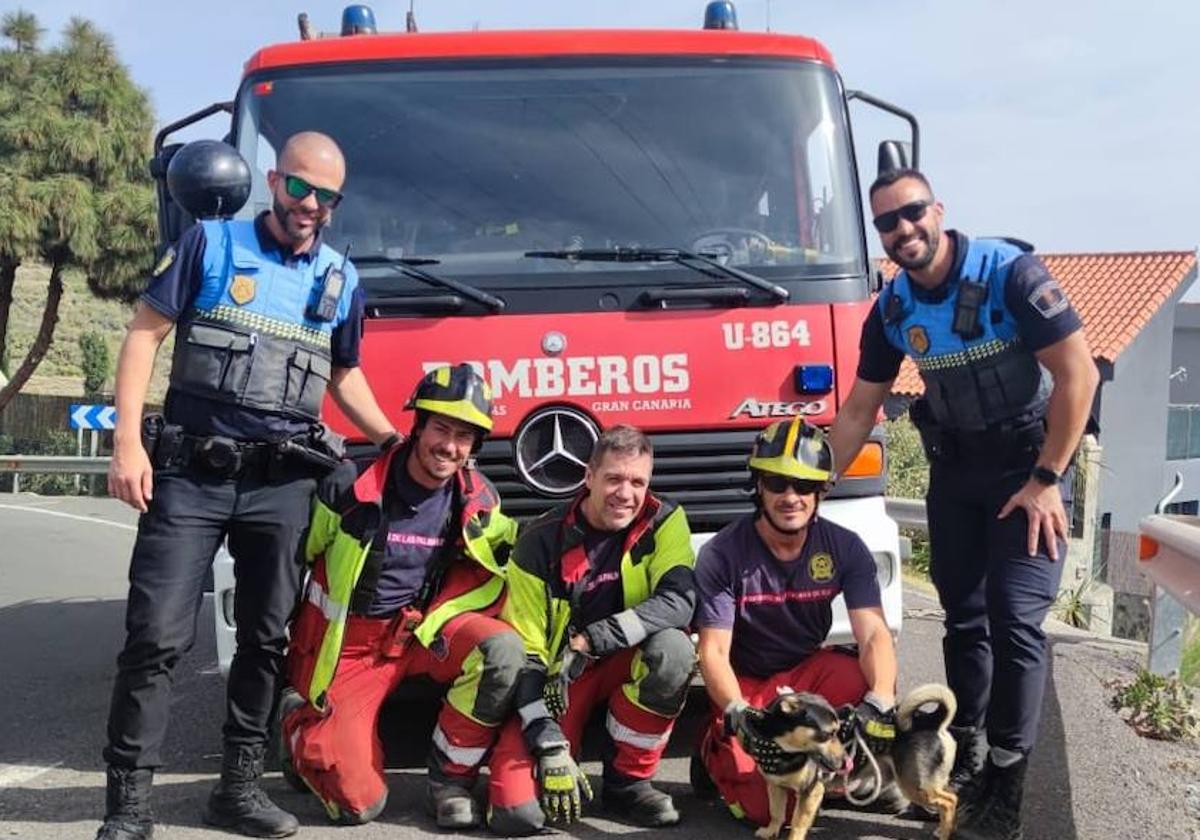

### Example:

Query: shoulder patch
xmin=151 ymin=246 xmax=175 ymax=278
xmin=1027 ymin=280 xmax=1069 ymax=319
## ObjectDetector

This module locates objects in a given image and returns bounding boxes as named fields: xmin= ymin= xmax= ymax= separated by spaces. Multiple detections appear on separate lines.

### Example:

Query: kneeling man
xmin=693 ymin=417 xmax=898 ymax=826
xmin=488 ymin=425 xmax=696 ymax=834
xmin=281 ymin=364 xmax=521 ymax=828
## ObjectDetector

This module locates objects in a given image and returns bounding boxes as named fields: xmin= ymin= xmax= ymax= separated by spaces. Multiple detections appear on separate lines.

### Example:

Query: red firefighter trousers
xmin=699 ymin=648 xmax=868 ymax=826
xmin=489 ymin=643 xmax=686 ymax=817
xmin=283 ymin=604 xmax=522 ymax=823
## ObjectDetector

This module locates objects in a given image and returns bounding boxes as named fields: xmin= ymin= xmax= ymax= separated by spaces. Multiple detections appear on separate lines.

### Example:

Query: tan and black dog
xmin=837 ymin=683 xmax=960 ymax=840
xmin=889 ymin=683 xmax=959 ymax=840
xmin=749 ymin=691 xmax=848 ymax=840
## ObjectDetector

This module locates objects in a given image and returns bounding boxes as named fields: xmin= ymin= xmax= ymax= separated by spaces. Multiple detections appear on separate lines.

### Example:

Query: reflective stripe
xmin=613 ymin=609 xmax=648 ymax=647
xmin=432 ymin=725 xmax=487 ymax=768
xmin=605 ymin=711 xmax=669 ymax=751
xmin=306 ymin=583 xmax=348 ymax=623
xmin=518 ymin=700 xmax=551 ymax=728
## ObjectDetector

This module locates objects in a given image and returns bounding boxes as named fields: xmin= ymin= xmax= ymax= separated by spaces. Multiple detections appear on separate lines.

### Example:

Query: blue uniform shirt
xmin=857 ymin=231 xmax=1082 ymax=384
xmin=142 ymin=214 xmax=365 ymax=440
xmin=695 ymin=515 xmax=881 ymax=678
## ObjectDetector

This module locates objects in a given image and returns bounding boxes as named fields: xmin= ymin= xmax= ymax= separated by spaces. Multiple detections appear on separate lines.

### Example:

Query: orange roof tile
xmin=884 ymin=251 xmax=1198 ymax=397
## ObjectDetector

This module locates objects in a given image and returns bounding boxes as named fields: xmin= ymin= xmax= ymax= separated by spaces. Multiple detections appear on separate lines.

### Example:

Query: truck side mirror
xmin=166 ymin=140 xmax=252 ymax=220
xmin=877 ymin=140 xmax=913 ymax=176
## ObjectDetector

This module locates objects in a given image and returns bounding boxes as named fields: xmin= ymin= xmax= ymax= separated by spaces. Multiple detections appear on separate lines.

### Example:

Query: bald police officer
xmin=98 ymin=133 xmax=397 ymax=839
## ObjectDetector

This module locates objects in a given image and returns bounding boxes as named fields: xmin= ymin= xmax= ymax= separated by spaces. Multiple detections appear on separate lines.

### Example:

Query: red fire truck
xmin=152 ymin=2 xmax=919 ymax=674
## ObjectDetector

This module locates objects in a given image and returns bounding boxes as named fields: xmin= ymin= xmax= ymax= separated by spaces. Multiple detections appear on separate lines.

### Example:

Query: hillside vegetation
xmin=8 ymin=263 xmax=171 ymax=399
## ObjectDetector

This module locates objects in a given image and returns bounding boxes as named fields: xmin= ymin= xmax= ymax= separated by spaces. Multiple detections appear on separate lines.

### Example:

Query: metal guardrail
xmin=0 ymin=455 xmax=110 ymax=493
xmin=1140 ymin=474 xmax=1200 ymax=676
xmin=885 ymin=497 xmax=927 ymax=532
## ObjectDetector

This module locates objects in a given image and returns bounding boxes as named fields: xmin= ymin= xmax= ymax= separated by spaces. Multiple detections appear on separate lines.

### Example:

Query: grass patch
xmin=1111 ymin=669 xmax=1200 ymax=742
xmin=7 ymin=262 xmax=171 ymax=399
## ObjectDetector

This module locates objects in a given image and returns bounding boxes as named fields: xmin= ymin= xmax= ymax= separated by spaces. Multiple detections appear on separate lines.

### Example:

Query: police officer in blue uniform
xmin=828 ymin=169 xmax=1099 ymax=840
xmin=98 ymin=132 xmax=398 ymax=840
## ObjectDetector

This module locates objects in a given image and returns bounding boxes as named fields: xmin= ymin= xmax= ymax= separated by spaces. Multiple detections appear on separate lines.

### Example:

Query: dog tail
xmin=894 ymin=683 xmax=957 ymax=733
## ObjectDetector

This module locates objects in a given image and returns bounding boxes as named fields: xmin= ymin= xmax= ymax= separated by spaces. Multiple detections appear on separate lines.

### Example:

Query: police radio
xmin=307 ymin=243 xmax=350 ymax=323
xmin=952 ymin=253 xmax=990 ymax=340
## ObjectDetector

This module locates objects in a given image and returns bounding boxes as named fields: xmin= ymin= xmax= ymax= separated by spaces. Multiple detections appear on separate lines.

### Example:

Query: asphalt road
xmin=1 ymin=493 xmax=1198 ymax=839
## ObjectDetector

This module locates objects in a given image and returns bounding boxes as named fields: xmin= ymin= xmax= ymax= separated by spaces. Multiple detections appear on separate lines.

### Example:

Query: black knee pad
xmin=474 ymin=630 xmax=526 ymax=724
xmin=637 ymin=628 xmax=697 ymax=716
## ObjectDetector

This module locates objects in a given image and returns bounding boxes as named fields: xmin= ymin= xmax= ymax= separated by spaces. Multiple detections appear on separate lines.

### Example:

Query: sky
xmin=16 ymin=0 xmax=1200 ymax=258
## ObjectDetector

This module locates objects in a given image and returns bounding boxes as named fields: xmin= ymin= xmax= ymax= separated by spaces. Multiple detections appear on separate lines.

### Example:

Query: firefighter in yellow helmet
xmin=280 ymin=363 xmax=522 ymax=831
xmin=692 ymin=416 xmax=899 ymax=826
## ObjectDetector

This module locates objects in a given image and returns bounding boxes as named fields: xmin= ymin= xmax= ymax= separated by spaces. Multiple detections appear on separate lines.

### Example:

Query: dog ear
xmin=778 ymin=695 xmax=801 ymax=715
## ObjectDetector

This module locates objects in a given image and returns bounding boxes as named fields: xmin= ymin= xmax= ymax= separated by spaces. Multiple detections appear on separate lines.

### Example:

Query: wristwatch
xmin=1031 ymin=465 xmax=1060 ymax=486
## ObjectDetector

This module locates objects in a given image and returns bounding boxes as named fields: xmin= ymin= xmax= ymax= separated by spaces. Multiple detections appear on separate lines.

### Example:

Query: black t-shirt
xmin=573 ymin=520 xmax=627 ymax=630
xmin=142 ymin=215 xmax=366 ymax=441
xmin=856 ymin=231 xmax=1083 ymax=384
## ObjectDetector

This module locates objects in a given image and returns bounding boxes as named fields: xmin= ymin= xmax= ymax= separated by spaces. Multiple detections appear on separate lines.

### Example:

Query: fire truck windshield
xmin=234 ymin=57 xmax=864 ymax=298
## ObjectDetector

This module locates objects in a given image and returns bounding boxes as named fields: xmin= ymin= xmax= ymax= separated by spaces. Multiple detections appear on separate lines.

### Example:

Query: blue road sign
xmin=69 ymin=404 xmax=117 ymax=430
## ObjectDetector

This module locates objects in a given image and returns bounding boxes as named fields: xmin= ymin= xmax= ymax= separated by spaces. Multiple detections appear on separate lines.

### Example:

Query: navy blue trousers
xmin=103 ymin=462 xmax=315 ymax=769
xmin=926 ymin=453 xmax=1066 ymax=755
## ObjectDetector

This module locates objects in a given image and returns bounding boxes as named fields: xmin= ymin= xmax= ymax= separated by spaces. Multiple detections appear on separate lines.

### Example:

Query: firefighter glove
xmin=544 ymin=648 xmax=592 ymax=719
xmin=854 ymin=693 xmax=896 ymax=756
xmin=536 ymin=746 xmax=592 ymax=824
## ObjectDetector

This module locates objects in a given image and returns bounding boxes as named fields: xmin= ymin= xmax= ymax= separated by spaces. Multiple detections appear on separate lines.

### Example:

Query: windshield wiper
xmin=355 ymin=256 xmax=506 ymax=313
xmin=523 ymin=247 xmax=789 ymax=302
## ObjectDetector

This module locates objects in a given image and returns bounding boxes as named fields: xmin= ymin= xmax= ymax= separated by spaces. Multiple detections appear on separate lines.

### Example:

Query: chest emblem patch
xmin=906 ymin=324 xmax=930 ymax=356
xmin=229 ymin=274 xmax=256 ymax=305
xmin=809 ymin=552 xmax=835 ymax=582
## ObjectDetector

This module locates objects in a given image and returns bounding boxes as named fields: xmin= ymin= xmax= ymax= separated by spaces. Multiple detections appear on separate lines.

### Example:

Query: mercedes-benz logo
xmin=514 ymin=407 xmax=599 ymax=496
xmin=542 ymin=331 xmax=566 ymax=356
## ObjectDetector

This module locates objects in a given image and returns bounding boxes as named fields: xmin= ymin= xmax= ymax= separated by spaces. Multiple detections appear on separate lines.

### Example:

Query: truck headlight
xmin=872 ymin=551 xmax=895 ymax=588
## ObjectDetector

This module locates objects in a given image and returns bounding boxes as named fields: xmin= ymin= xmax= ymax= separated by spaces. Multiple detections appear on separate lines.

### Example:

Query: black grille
xmin=475 ymin=428 xmax=885 ymax=532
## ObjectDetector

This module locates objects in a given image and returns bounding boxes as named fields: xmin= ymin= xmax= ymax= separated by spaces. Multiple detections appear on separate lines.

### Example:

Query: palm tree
xmin=1 ymin=10 xmax=42 ymax=54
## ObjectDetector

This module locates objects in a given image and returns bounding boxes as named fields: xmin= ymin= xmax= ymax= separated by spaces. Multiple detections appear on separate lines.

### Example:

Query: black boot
xmin=96 ymin=766 xmax=154 ymax=840
xmin=953 ymin=756 xmax=1028 ymax=840
xmin=948 ymin=726 xmax=990 ymax=825
xmin=602 ymin=778 xmax=680 ymax=827
xmin=275 ymin=689 xmax=308 ymax=795
xmin=426 ymin=778 xmax=480 ymax=829
xmin=203 ymin=743 xmax=299 ymax=838
xmin=689 ymin=741 xmax=718 ymax=801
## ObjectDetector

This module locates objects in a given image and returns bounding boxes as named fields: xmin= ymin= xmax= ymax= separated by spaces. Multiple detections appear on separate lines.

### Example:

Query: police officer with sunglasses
xmin=98 ymin=132 xmax=397 ymax=840
xmin=827 ymin=168 xmax=1099 ymax=840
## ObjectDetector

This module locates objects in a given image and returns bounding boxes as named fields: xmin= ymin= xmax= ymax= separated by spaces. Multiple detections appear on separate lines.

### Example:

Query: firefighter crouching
xmin=487 ymin=425 xmax=697 ymax=835
xmin=691 ymin=417 xmax=897 ymax=825
xmin=280 ymin=364 xmax=522 ymax=829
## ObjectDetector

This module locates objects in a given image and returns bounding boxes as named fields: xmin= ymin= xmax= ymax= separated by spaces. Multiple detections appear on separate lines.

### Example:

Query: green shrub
xmin=1111 ymin=669 xmax=1199 ymax=741
xmin=2 ymin=430 xmax=83 ymax=495
xmin=885 ymin=414 xmax=928 ymax=500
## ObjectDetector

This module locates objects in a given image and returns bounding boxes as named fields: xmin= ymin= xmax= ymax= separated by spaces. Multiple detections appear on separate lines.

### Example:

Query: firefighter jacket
xmin=295 ymin=444 xmax=517 ymax=710
xmin=168 ymin=219 xmax=359 ymax=422
xmin=877 ymin=236 xmax=1051 ymax=432
xmin=502 ymin=493 xmax=696 ymax=753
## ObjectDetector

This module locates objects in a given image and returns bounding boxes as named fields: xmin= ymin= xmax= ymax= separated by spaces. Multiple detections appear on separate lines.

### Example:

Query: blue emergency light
xmin=703 ymin=1 xmax=739 ymax=30
xmin=342 ymin=5 xmax=378 ymax=35
xmin=793 ymin=364 xmax=834 ymax=395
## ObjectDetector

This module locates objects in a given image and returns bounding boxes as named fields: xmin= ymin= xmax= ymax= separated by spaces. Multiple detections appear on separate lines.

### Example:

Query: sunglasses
xmin=872 ymin=199 xmax=931 ymax=234
xmin=759 ymin=474 xmax=825 ymax=496
xmin=281 ymin=173 xmax=343 ymax=208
